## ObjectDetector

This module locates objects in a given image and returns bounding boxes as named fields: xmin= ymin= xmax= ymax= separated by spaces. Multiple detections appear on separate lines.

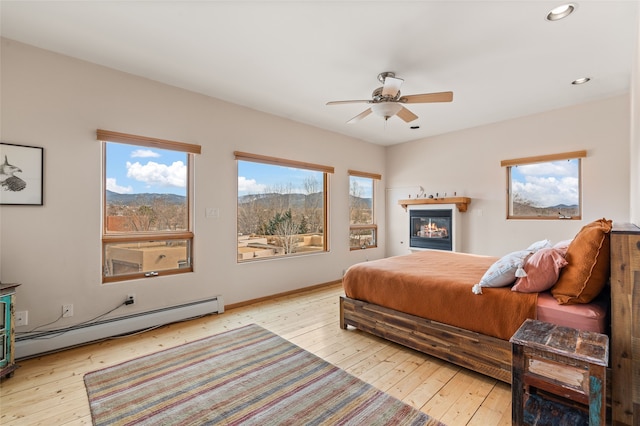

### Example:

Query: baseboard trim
xmin=15 ymin=296 xmax=223 ymax=360
xmin=225 ymin=280 xmax=342 ymax=310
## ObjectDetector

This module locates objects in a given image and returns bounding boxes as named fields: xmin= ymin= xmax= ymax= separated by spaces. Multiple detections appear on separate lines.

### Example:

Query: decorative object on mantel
xmin=399 ymin=196 xmax=471 ymax=212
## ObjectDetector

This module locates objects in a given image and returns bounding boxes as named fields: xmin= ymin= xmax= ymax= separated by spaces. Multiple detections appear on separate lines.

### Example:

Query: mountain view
xmin=106 ymin=190 xmax=186 ymax=205
xmin=511 ymin=201 xmax=579 ymax=218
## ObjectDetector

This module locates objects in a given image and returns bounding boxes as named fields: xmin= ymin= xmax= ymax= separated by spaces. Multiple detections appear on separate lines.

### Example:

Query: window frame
xmin=98 ymin=130 xmax=200 ymax=283
xmin=348 ymin=170 xmax=381 ymax=250
xmin=235 ymin=151 xmax=334 ymax=262
xmin=502 ymin=150 xmax=585 ymax=220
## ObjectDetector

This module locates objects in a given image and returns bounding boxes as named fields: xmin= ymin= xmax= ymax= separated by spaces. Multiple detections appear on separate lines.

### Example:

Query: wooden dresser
xmin=610 ymin=223 xmax=639 ymax=426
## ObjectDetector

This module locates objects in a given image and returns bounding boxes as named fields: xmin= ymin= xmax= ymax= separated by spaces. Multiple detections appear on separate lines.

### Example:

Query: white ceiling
xmin=1 ymin=1 xmax=638 ymax=146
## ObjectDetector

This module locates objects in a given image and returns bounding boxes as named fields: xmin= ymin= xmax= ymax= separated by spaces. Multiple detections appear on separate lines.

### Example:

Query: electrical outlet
xmin=62 ymin=304 xmax=73 ymax=318
xmin=15 ymin=310 xmax=28 ymax=326
xmin=126 ymin=294 xmax=136 ymax=305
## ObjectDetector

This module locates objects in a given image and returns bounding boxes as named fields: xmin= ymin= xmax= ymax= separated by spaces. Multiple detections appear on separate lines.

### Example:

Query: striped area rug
xmin=84 ymin=324 xmax=444 ymax=425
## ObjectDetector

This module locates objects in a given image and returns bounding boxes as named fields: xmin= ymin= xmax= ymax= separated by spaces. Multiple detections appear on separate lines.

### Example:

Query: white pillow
xmin=526 ymin=239 xmax=552 ymax=253
xmin=472 ymin=250 xmax=532 ymax=294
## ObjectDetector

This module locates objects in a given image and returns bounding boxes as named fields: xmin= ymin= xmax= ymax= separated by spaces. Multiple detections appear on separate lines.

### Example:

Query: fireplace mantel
xmin=399 ymin=197 xmax=471 ymax=213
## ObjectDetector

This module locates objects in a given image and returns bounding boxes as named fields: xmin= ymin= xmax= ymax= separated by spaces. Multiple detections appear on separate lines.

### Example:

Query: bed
xmin=339 ymin=219 xmax=613 ymax=384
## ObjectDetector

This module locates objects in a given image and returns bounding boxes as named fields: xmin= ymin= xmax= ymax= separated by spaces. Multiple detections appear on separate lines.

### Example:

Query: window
xmin=98 ymin=130 xmax=201 ymax=282
xmin=235 ymin=151 xmax=333 ymax=262
xmin=349 ymin=170 xmax=380 ymax=249
xmin=502 ymin=150 xmax=585 ymax=220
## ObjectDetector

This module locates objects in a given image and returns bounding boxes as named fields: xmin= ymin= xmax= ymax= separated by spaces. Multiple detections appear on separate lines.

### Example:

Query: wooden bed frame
xmin=340 ymin=296 xmax=513 ymax=383
xmin=339 ymin=224 xmax=638 ymax=425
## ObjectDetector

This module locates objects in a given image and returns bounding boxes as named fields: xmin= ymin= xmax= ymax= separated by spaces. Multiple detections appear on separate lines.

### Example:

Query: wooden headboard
xmin=610 ymin=222 xmax=639 ymax=426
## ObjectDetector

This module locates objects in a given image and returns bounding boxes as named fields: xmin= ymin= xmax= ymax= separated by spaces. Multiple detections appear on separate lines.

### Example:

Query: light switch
xmin=206 ymin=208 xmax=220 ymax=219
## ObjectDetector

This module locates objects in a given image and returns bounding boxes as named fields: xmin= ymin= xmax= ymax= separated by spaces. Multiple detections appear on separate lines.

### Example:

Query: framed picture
xmin=0 ymin=142 xmax=44 ymax=205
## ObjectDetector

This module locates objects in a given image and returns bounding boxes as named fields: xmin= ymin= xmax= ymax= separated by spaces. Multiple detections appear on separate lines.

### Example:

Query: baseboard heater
xmin=15 ymin=296 xmax=224 ymax=360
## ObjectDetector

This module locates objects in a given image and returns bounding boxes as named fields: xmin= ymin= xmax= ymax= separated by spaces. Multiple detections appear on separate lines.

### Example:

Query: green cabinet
xmin=0 ymin=283 xmax=19 ymax=379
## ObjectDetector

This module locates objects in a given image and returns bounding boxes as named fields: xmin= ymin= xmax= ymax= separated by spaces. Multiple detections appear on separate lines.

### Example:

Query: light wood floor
xmin=0 ymin=282 xmax=512 ymax=425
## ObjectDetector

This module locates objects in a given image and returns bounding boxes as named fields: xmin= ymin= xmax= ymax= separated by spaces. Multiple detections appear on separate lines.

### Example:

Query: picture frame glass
xmin=0 ymin=143 xmax=44 ymax=205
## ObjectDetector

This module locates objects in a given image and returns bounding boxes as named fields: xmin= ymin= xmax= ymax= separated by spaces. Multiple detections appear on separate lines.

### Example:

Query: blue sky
xmin=107 ymin=143 xmax=568 ymax=204
xmin=105 ymin=145 xmax=373 ymax=199
xmin=349 ymin=175 xmax=373 ymax=199
xmin=238 ymin=161 xmax=324 ymax=196
xmin=106 ymin=142 xmax=187 ymax=195
xmin=237 ymin=161 xmax=373 ymax=198
xmin=511 ymin=159 xmax=579 ymax=207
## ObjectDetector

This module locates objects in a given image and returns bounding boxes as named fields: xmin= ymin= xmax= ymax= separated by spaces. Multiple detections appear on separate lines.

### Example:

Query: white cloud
xmin=517 ymin=161 xmax=576 ymax=176
xmin=512 ymin=175 xmax=579 ymax=207
xmin=131 ymin=149 xmax=161 ymax=158
xmin=126 ymin=161 xmax=186 ymax=188
xmin=106 ymin=177 xmax=133 ymax=194
xmin=512 ymin=159 xmax=580 ymax=207
xmin=238 ymin=176 xmax=266 ymax=194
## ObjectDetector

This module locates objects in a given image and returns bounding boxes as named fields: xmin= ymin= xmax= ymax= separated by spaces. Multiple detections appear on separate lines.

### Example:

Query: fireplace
xmin=409 ymin=208 xmax=453 ymax=251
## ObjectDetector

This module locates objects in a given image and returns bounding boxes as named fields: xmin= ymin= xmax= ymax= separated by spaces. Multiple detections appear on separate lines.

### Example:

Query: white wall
xmin=1 ymin=36 xmax=635 ymax=343
xmin=386 ymin=95 xmax=631 ymax=257
xmin=0 ymin=39 xmax=386 ymax=331
xmin=631 ymin=11 xmax=640 ymax=225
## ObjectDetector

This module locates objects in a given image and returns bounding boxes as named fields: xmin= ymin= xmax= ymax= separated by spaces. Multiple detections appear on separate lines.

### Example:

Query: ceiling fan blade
xmin=401 ymin=91 xmax=453 ymax=104
xmin=347 ymin=108 xmax=372 ymax=124
xmin=396 ymin=105 xmax=418 ymax=123
xmin=382 ymin=76 xmax=404 ymax=97
xmin=326 ymin=100 xmax=370 ymax=105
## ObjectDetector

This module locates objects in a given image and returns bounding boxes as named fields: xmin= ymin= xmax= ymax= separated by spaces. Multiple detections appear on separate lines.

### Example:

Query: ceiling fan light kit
xmin=327 ymin=71 xmax=453 ymax=125
xmin=371 ymin=102 xmax=403 ymax=120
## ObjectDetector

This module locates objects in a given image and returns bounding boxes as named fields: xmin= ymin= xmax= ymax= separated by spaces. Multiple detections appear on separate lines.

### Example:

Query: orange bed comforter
xmin=342 ymin=250 xmax=538 ymax=340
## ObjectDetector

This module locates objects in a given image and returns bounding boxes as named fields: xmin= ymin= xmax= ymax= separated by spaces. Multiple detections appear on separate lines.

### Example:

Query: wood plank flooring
xmin=0 ymin=283 xmax=512 ymax=425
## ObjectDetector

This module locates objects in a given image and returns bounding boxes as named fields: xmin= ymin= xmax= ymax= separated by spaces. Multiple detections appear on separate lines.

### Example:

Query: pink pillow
xmin=553 ymin=239 xmax=572 ymax=257
xmin=512 ymin=248 xmax=568 ymax=293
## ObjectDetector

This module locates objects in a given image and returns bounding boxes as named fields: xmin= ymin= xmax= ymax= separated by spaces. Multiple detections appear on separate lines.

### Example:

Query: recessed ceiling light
xmin=546 ymin=4 xmax=576 ymax=21
xmin=572 ymin=77 xmax=591 ymax=85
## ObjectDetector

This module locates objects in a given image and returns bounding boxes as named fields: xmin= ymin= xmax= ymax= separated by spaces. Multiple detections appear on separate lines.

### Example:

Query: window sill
xmin=349 ymin=245 xmax=377 ymax=251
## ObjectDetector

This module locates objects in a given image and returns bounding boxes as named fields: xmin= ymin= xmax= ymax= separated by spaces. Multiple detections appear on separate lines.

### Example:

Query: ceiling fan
xmin=326 ymin=72 xmax=453 ymax=124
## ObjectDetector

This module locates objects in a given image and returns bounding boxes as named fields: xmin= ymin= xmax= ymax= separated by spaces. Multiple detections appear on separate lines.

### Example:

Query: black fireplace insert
xmin=410 ymin=209 xmax=452 ymax=251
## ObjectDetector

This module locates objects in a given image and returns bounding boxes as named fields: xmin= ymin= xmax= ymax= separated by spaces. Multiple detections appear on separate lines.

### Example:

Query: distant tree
xmin=152 ymin=198 xmax=187 ymax=231
xmin=302 ymin=176 xmax=322 ymax=233
xmin=265 ymin=183 xmax=294 ymax=213
xmin=298 ymin=215 xmax=309 ymax=234
xmin=106 ymin=203 xmax=125 ymax=217
xmin=127 ymin=205 xmax=157 ymax=231
xmin=237 ymin=194 xmax=273 ymax=235
xmin=274 ymin=215 xmax=300 ymax=254
xmin=261 ymin=209 xmax=301 ymax=254
xmin=237 ymin=175 xmax=326 ymax=255
xmin=106 ymin=197 xmax=187 ymax=232
xmin=349 ymin=179 xmax=371 ymax=224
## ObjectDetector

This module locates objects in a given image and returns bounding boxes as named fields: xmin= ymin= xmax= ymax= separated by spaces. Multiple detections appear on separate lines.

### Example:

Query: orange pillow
xmin=551 ymin=218 xmax=612 ymax=304
xmin=512 ymin=248 xmax=568 ymax=293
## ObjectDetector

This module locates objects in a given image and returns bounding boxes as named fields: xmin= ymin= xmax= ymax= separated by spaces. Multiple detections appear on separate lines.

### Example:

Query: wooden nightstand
xmin=510 ymin=319 xmax=609 ymax=426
